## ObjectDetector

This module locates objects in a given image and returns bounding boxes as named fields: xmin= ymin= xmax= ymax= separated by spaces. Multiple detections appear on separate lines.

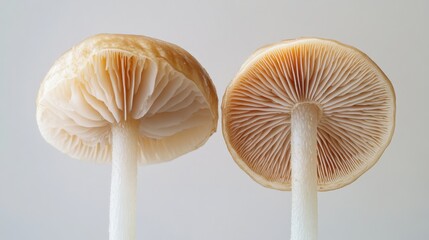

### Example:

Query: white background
xmin=1 ymin=0 xmax=428 ymax=239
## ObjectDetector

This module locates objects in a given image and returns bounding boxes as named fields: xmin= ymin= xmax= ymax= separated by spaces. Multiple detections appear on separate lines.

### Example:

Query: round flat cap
xmin=37 ymin=34 xmax=218 ymax=164
xmin=222 ymin=38 xmax=395 ymax=191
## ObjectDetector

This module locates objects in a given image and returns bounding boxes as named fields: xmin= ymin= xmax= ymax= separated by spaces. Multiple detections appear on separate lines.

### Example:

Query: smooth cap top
xmin=37 ymin=34 xmax=218 ymax=164
xmin=222 ymin=38 xmax=395 ymax=191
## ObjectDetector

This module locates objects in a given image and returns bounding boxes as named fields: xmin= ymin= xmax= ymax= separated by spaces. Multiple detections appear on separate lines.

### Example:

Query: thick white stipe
xmin=110 ymin=121 xmax=138 ymax=240
xmin=291 ymin=104 xmax=320 ymax=240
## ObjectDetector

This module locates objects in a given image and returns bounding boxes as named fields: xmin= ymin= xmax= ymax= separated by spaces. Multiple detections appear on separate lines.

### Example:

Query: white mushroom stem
xmin=110 ymin=121 xmax=138 ymax=240
xmin=291 ymin=103 xmax=321 ymax=240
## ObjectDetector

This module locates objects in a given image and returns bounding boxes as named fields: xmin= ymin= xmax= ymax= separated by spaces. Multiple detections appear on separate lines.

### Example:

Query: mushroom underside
xmin=37 ymin=51 xmax=213 ymax=164
xmin=224 ymin=41 xmax=395 ymax=190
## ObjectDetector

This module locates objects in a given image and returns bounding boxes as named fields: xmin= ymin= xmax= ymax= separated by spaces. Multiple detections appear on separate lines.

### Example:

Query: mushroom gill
xmin=37 ymin=51 xmax=212 ymax=164
xmin=223 ymin=39 xmax=395 ymax=190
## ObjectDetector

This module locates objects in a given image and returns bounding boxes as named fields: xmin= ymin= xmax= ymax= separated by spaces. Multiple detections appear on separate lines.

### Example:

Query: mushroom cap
xmin=222 ymin=38 xmax=395 ymax=191
xmin=37 ymin=34 xmax=218 ymax=164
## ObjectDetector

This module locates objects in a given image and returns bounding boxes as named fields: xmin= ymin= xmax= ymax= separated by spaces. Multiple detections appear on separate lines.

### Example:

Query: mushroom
xmin=36 ymin=34 xmax=218 ymax=240
xmin=222 ymin=38 xmax=395 ymax=240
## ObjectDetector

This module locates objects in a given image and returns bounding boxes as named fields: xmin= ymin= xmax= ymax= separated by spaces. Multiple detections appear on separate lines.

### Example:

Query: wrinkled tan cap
xmin=222 ymin=38 xmax=395 ymax=191
xmin=37 ymin=34 xmax=218 ymax=164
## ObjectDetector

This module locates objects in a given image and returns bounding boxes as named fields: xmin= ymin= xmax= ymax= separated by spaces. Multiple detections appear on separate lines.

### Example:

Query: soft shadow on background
xmin=0 ymin=0 xmax=428 ymax=239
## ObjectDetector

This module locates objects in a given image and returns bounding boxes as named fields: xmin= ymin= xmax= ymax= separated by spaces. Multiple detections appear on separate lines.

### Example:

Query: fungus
xmin=222 ymin=38 xmax=395 ymax=240
xmin=37 ymin=34 xmax=218 ymax=240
